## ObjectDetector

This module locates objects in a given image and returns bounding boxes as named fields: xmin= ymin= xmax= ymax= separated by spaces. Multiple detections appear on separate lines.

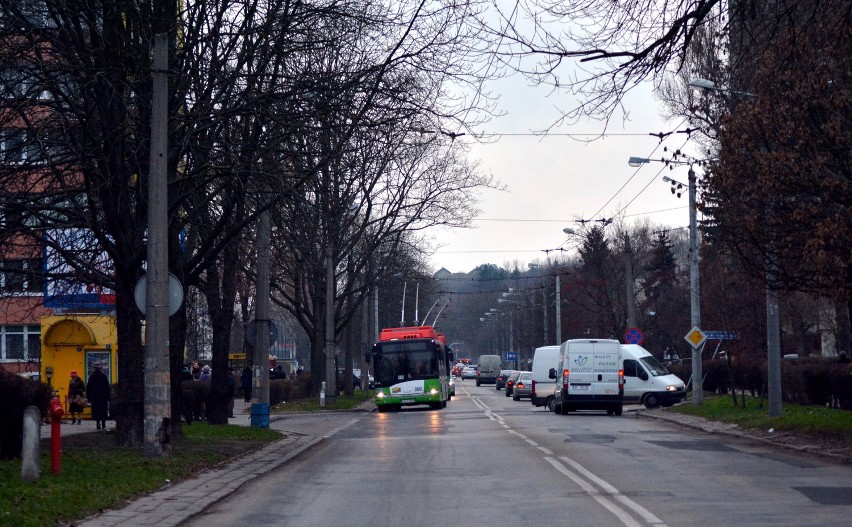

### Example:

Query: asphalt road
xmin=186 ymin=380 xmax=852 ymax=527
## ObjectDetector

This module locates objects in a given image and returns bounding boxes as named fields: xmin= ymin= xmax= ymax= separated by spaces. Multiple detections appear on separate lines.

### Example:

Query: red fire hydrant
xmin=49 ymin=396 xmax=64 ymax=474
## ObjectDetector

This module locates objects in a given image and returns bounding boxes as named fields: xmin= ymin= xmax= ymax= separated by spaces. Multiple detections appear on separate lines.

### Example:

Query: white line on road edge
xmin=559 ymin=456 xmax=666 ymax=526
xmin=544 ymin=457 xmax=644 ymax=527
xmin=323 ymin=417 xmax=361 ymax=439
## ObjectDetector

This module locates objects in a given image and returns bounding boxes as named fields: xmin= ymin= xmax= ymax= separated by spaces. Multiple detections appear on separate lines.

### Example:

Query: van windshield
xmin=640 ymin=356 xmax=672 ymax=376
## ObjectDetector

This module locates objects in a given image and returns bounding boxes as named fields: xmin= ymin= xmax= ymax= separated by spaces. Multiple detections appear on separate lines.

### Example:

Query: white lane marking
xmin=559 ymin=456 xmax=666 ymax=526
xmin=323 ymin=417 xmax=361 ymax=438
xmin=545 ymin=457 xmax=643 ymax=527
xmin=465 ymin=385 xmax=665 ymax=526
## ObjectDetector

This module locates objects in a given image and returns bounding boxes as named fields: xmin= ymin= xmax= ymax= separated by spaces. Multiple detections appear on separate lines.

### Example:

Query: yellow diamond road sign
xmin=685 ymin=326 xmax=706 ymax=349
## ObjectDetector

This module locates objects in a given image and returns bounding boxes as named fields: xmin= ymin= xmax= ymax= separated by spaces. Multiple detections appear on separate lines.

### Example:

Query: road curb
xmin=637 ymin=409 xmax=851 ymax=464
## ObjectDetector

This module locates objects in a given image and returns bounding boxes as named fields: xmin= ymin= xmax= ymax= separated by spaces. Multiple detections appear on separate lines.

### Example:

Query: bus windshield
xmin=373 ymin=340 xmax=443 ymax=386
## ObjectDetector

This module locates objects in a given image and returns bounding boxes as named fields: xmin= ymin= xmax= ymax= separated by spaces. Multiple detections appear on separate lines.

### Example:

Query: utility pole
xmin=624 ymin=234 xmax=637 ymax=329
xmin=144 ymin=33 xmax=171 ymax=457
xmin=688 ymin=166 xmax=703 ymax=404
xmin=252 ymin=210 xmax=271 ymax=426
xmin=324 ymin=251 xmax=337 ymax=405
xmin=555 ymin=273 xmax=562 ymax=344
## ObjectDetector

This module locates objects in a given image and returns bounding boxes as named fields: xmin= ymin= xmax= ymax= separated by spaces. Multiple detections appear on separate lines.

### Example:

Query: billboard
xmin=43 ymin=228 xmax=116 ymax=309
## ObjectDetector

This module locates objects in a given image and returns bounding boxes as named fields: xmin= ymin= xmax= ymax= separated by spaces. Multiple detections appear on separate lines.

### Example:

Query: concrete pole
xmin=624 ymin=234 xmax=637 ymax=328
xmin=252 ymin=210 xmax=271 ymax=426
xmin=373 ymin=286 xmax=379 ymax=341
xmin=766 ymin=268 xmax=783 ymax=416
xmin=555 ymin=273 xmax=562 ymax=344
xmin=145 ymin=33 xmax=171 ymax=457
xmin=688 ymin=166 xmax=703 ymax=405
xmin=21 ymin=407 xmax=41 ymax=482
xmin=542 ymin=288 xmax=548 ymax=346
xmin=325 ymin=251 xmax=337 ymax=405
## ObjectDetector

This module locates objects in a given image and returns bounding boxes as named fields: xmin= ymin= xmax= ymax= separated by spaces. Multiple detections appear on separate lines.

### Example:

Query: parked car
xmin=505 ymin=371 xmax=521 ymax=397
xmin=512 ymin=371 xmax=533 ymax=401
xmin=461 ymin=365 xmax=478 ymax=379
xmin=495 ymin=370 xmax=516 ymax=390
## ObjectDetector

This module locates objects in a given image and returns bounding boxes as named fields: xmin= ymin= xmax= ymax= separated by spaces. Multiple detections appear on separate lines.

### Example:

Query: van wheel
xmin=644 ymin=394 xmax=660 ymax=409
xmin=546 ymin=397 xmax=556 ymax=413
xmin=614 ymin=404 xmax=623 ymax=416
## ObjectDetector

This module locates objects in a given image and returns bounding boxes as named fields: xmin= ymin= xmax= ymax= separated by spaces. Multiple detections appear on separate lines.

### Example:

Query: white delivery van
xmin=530 ymin=345 xmax=560 ymax=410
xmin=620 ymin=344 xmax=686 ymax=408
xmin=553 ymin=339 xmax=623 ymax=416
xmin=476 ymin=354 xmax=502 ymax=386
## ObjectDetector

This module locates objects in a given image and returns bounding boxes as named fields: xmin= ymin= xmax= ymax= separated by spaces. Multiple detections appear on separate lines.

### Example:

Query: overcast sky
xmin=426 ymin=73 xmax=698 ymax=274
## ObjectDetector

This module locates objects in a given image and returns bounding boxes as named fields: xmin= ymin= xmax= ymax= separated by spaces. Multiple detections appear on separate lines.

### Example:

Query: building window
xmin=0 ymin=258 xmax=43 ymax=294
xmin=1 ymin=325 xmax=40 ymax=361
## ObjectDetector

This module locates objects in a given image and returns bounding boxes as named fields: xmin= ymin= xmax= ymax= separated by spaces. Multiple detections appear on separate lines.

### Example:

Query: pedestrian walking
xmin=190 ymin=361 xmax=202 ymax=380
xmin=199 ymin=364 xmax=212 ymax=383
xmin=68 ymin=370 xmax=86 ymax=424
xmin=241 ymin=367 xmax=252 ymax=402
xmin=86 ymin=362 xmax=111 ymax=430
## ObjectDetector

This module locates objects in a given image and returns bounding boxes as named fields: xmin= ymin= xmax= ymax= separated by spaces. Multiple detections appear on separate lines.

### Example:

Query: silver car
xmin=512 ymin=371 xmax=533 ymax=401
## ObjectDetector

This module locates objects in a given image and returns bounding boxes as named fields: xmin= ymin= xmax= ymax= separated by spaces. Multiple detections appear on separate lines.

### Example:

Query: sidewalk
xmin=73 ymin=399 xmax=374 ymax=527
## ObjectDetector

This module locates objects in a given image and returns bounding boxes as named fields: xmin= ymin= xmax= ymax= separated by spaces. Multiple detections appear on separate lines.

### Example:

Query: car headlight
xmin=666 ymin=385 xmax=679 ymax=391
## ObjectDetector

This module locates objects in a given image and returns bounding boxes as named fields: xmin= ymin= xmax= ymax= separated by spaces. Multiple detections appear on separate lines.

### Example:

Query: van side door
xmin=622 ymin=359 xmax=647 ymax=402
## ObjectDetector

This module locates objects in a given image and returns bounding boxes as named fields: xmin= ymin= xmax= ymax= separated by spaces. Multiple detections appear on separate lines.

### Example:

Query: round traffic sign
xmin=624 ymin=327 xmax=644 ymax=345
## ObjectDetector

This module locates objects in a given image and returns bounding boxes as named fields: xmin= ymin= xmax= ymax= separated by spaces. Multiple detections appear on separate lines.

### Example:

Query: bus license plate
xmin=401 ymin=399 xmax=415 ymax=404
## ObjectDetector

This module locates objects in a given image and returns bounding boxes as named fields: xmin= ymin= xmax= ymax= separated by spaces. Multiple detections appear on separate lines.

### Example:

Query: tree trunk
xmin=113 ymin=268 xmax=144 ymax=447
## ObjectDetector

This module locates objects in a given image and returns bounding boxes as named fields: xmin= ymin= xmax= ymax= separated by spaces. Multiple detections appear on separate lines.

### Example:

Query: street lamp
xmin=689 ymin=78 xmax=781 ymax=416
xmin=629 ymin=156 xmax=703 ymax=404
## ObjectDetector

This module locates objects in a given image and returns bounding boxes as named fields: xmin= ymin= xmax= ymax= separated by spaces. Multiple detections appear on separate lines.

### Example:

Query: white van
xmin=553 ymin=339 xmax=623 ymax=416
xmin=620 ymin=344 xmax=686 ymax=408
xmin=530 ymin=345 xmax=560 ymax=410
xmin=476 ymin=354 xmax=502 ymax=386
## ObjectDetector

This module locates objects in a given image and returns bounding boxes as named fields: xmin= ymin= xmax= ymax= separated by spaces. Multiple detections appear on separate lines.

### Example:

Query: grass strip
xmin=670 ymin=394 xmax=852 ymax=437
xmin=0 ymin=423 xmax=281 ymax=527
xmin=274 ymin=391 xmax=372 ymax=413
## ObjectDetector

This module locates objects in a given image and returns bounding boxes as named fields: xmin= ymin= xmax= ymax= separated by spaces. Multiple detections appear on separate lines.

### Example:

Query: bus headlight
xmin=429 ymin=388 xmax=438 ymax=395
xmin=376 ymin=391 xmax=386 ymax=398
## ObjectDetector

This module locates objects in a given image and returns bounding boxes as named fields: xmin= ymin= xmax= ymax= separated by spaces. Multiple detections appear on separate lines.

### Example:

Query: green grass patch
xmin=274 ymin=390 xmax=372 ymax=413
xmin=0 ymin=423 xmax=281 ymax=527
xmin=670 ymin=394 xmax=852 ymax=437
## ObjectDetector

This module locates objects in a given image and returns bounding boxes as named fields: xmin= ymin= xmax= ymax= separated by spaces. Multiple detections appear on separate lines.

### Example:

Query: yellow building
xmin=40 ymin=314 xmax=118 ymax=416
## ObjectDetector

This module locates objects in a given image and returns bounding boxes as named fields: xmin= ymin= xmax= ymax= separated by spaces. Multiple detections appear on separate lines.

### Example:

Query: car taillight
xmin=516 ymin=382 xmax=524 ymax=388
xmin=563 ymin=368 xmax=570 ymax=389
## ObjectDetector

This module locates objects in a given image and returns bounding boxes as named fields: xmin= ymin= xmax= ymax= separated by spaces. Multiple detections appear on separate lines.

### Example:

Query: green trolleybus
xmin=368 ymin=326 xmax=450 ymax=411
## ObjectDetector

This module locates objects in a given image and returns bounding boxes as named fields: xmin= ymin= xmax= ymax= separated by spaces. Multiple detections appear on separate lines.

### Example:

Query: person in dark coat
xmin=86 ymin=362 xmax=111 ymax=430
xmin=68 ymin=370 xmax=86 ymax=424
xmin=241 ymin=367 xmax=252 ymax=403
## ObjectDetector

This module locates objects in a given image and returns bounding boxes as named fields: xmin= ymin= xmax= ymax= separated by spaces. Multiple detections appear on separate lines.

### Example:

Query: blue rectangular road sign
xmin=504 ymin=352 xmax=518 ymax=361
xmin=704 ymin=331 xmax=739 ymax=340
